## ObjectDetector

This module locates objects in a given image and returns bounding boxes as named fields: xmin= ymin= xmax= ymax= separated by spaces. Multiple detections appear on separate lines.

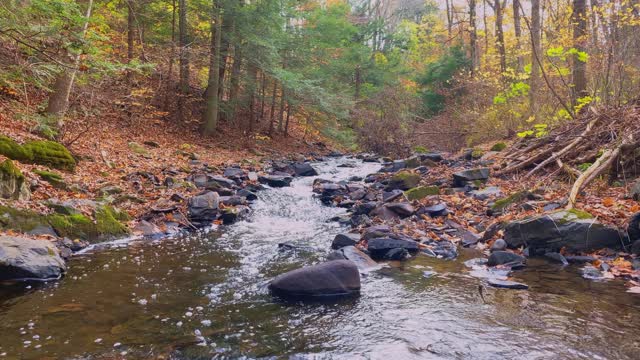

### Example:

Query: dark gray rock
xmin=236 ymin=189 xmax=258 ymax=201
xmin=628 ymin=213 xmax=640 ymax=242
xmin=490 ymin=239 xmax=508 ymax=252
xmin=223 ymin=167 xmax=245 ymax=179
xmin=384 ymin=248 xmax=410 ymax=260
xmin=269 ymin=260 xmax=361 ymax=299
xmin=504 ymin=210 xmax=628 ymax=255
xmin=544 ymin=252 xmax=569 ymax=266
xmin=452 ymin=168 xmax=490 ymax=187
xmin=418 ymin=153 xmax=443 ymax=163
xmin=487 ymin=279 xmax=528 ymax=290
xmin=383 ymin=189 xmax=404 ymax=202
xmin=327 ymin=246 xmax=379 ymax=271
xmin=629 ymin=180 xmax=640 ymax=200
xmin=0 ymin=236 xmax=66 ymax=280
xmin=352 ymin=201 xmax=378 ymax=216
xmin=470 ymin=186 xmax=502 ymax=200
xmin=362 ymin=225 xmax=392 ymax=240
xmin=421 ymin=238 xmax=458 ymax=259
xmin=332 ymin=233 xmax=360 ymax=249
xmin=258 ymin=175 xmax=292 ymax=187
xmin=487 ymin=251 xmax=525 ymax=267
xmin=291 ymin=162 xmax=318 ymax=177
xmin=422 ymin=203 xmax=448 ymax=217
xmin=385 ymin=202 xmax=414 ymax=218
xmin=367 ymin=238 xmax=419 ymax=260
xmin=187 ymin=191 xmax=220 ymax=227
xmin=207 ymin=176 xmax=236 ymax=189
xmin=631 ymin=239 xmax=640 ymax=255
xmin=565 ymin=255 xmax=596 ymax=264
xmin=370 ymin=205 xmax=401 ymax=220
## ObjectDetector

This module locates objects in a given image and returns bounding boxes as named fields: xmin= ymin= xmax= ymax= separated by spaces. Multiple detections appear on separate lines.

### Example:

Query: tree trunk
xmin=513 ymin=0 xmax=523 ymax=72
xmin=228 ymin=46 xmax=243 ymax=125
xmin=177 ymin=0 xmax=189 ymax=123
xmin=494 ymin=0 xmax=507 ymax=75
xmin=278 ymin=87 xmax=286 ymax=133
xmin=45 ymin=0 xmax=94 ymax=118
xmin=259 ymin=72 xmax=266 ymax=121
xmin=572 ymin=0 xmax=588 ymax=103
xmin=164 ymin=0 xmax=177 ymax=111
xmin=126 ymin=0 xmax=135 ymax=84
xmin=469 ymin=0 xmax=478 ymax=73
xmin=445 ymin=0 xmax=452 ymax=37
xmin=355 ymin=65 xmax=361 ymax=100
xmin=529 ymin=0 xmax=541 ymax=112
xmin=284 ymin=102 xmax=292 ymax=137
xmin=268 ymin=81 xmax=277 ymax=135
xmin=202 ymin=3 xmax=222 ymax=135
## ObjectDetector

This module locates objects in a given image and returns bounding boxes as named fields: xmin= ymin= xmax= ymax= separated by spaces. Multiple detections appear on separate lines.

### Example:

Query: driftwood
xmin=498 ymin=104 xmax=640 ymax=206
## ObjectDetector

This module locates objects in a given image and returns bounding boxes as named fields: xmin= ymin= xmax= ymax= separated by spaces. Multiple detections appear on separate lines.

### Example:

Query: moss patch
xmin=390 ymin=171 xmax=421 ymax=190
xmin=128 ymin=142 xmax=149 ymax=155
xmin=566 ymin=208 xmax=593 ymax=219
xmin=34 ymin=169 xmax=67 ymax=189
xmin=471 ymin=149 xmax=484 ymax=159
xmin=95 ymin=205 xmax=129 ymax=236
xmin=491 ymin=142 xmax=507 ymax=151
xmin=0 ymin=136 xmax=75 ymax=171
xmin=0 ymin=159 xmax=24 ymax=180
xmin=0 ymin=159 xmax=29 ymax=200
xmin=491 ymin=191 xmax=530 ymax=212
xmin=47 ymin=213 xmax=96 ymax=239
xmin=405 ymin=186 xmax=440 ymax=200
xmin=0 ymin=205 xmax=43 ymax=232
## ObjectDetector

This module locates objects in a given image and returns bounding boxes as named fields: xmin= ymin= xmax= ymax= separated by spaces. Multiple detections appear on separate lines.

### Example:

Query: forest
xmin=1 ymin=0 xmax=640 ymax=359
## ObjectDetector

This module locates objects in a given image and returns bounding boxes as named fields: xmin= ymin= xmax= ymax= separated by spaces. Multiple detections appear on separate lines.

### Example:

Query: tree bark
xmin=126 ymin=0 xmax=135 ymax=84
xmin=202 ymin=3 xmax=222 ymax=135
xmin=469 ymin=0 xmax=478 ymax=73
xmin=268 ymin=81 xmax=277 ymax=135
xmin=572 ymin=0 xmax=589 ymax=103
xmin=177 ymin=0 xmax=189 ymax=123
xmin=529 ymin=0 xmax=541 ymax=112
xmin=494 ymin=0 xmax=507 ymax=75
xmin=45 ymin=0 xmax=94 ymax=118
xmin=513 ymin=0 xmax=523 ymax=72
xmin=228 ymin=46 xmax=243 ymax=125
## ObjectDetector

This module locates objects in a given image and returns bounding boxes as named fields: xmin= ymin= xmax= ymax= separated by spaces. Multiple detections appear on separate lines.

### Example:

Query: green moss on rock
xmin=23 ymin=140 xmax=76 ymax=171
xmin=34 ymin=169 xmax=67 ymax=189
xmin=471 ymin=149 xmax=484 ymax=159
xmin=0 ymin=136 xmax=75 ymax=171
xmin=0 ymin=205 xmax=43 ymax=232
xmin=491 ymin=191 xmax=530 ymax=212
xmin=95 ymin=205 xmax=129 ymax=236
xmin=491 ymin=142 xmax=507 ymax=151
xmin=128 ymin=142 xmax=148 ymax=155
xmin=390 ymin=171 xmax=421 ymax=190
xmin=0 ymin=159 xmax=30 ymax=200
xmin=405 ymin=186 xmax=440 ymax=200
xmin=47 ymin=213 xmax=96 ymax=239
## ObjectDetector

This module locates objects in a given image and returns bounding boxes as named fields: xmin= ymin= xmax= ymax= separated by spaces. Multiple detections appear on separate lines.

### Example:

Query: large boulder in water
xmin=258 ymin=174 xmax=292 ymax=187
xmin=504 ymin=210 xmax=628 ymax=255
xmin=187 ymin=191 xmax=220 ymax=227
xmin=0 ymin=236 xmax=66 ymax=280
xmin=269 ymin=260 xmax=361 ymax=299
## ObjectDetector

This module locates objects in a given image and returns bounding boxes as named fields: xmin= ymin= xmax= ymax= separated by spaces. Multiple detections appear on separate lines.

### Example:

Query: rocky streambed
xmin=1 ymin=156 xmax=640 ymax=359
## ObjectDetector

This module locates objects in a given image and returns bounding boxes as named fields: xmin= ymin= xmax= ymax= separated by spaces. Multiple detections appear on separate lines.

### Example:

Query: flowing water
xmin=1 ymin=158 xmax=640 ymax=359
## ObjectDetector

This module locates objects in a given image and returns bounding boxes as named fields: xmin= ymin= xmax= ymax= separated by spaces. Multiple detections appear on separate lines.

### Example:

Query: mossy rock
xmin=47 ymin=213 xmax=96 ymax=239
xmin=471 ymin=149 xmax=484 ymax=159
xmin=490 ymin=142 xmax=507 ymax=152
xmin=0 ymin=159 xmax=30 ymax=200
xmin=0 ymin=135 xmax=31 ymax=161
xmin=0 ymin=135 xmax=75 ymax=171
xmin=491 ymin=191 xmax=530 ymax=212
xmin=95 ymin=205 xmax=129 ymax=236
xmin=557 ymin=208 xmax=593 ymax=224
xmin=389 ymin=171 xmax=421 ymax=190
xmin=0 ymin=205 xmax=44 ymax=232
xmin=405 ymin=186 xmax=440 ymax=200
xmin=34 ymin=169 xmax=67 ymax=189
xmin=23 ymin=140 xmax=76 ymax=171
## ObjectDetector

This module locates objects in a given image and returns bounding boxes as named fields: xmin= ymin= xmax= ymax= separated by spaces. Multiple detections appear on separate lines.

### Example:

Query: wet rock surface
xmin=269 ymin=260 xmax=361 ymax=299
xmin=0 ymin=235 xmax=66 ymax=280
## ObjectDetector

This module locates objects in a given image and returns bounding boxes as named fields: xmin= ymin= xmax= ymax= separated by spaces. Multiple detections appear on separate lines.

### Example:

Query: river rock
xmin=504 ymin=210 xmax=628 ymax=255
xmin=629 ymin=180 xmax=640 ymax=200
xmin=487 ymin=279 xmax=528 ymax=290
xmin=367 ymin=238 xmax=419 ymax=260
xmin=352 ymin=201 xmax=378 ymax=216
xmin=385 ymin=202 xmax=414 ymax=218
xmin=628 ymin=213 xmax=640 ymax=243
xmin=382 ymin=189 xmax=404 ymax=202
xmin=470 ymin=186 xmax=502 ymax=200
xmin=223 ymin=167 xmax=245 ymax=179
xmin=207 ymin=176 xmax=236 ymax=189
xmin=387 ymin=171 xmax=421 ymax=190
xmin=332 ymin=233 xmax=361 ymax=249
xmin=291 ymin=162 xmax=318 ymax=177
xmin=544 ymin=252 xmax=569 ymax=265
xmin=490 ymin=239 xmax=508 ymax=252
xmin=418 ymin=153 xmax=443 ymax=163
xmin=421 ymin=238 xmax=458 ymax=259
xmin=236 ymin=189 xmax=258 ymax=201
xmin=487 ymin=251 xmax=525 ymax=267
xmin=269 ymin=260 xmax=361 ymax=299
xmin=421 ymin=203 xmax=448 ymax=217
xmin=370 ymin=205 xmax=400 ymax=220
xmin=187 ymin=191 xmax=220 ymax=227
xmin=362 ymin=225 xmax=392 ymax=240
xmin=452 ymin=168 xmax=490 ymax=187
xmin=327 ymin=246 xmax=380 ymax=271
xmin=0 ymin=236 xmax=66 ymax=280
xmin=258 ymin=174 xmax=292 ymax=187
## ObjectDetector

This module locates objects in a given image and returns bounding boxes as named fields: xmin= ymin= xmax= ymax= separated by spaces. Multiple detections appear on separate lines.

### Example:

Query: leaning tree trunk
xmin=202 ymin=3 xmax=222 ymax=136
xmin=45 ymin=0 xmax=94 ymax=119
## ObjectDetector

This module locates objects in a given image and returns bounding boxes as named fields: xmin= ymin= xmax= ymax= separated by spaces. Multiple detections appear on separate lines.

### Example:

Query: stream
xmin=1 ymin=158 xmax=640 ymax=359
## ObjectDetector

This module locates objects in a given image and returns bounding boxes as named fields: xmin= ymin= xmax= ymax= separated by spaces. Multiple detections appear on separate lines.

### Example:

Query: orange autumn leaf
xmin=602 ymin=197 xmax=615 ymax=207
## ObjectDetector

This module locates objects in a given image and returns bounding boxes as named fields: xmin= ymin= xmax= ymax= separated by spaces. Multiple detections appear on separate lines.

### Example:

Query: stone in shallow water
xmin=487 ymin=251 xmax=525 ymax=267
xmin=0 ymin=236 xmax=66 ymax=280
xmin=269 ymin=260 xmax=361 ymax=299
xmin=331 ymin=233 xmax=360 ymax=249
xmin=487 ymin=279 xmax=528 ymax=290
xmin=367 ymin=238 xmax=419 ymax=260
xmin=327 ymin=246 xmax=380 ymax=272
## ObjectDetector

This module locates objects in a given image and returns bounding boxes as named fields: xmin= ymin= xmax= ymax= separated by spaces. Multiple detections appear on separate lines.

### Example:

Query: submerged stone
xmin=487 ymin=279 xmax=528 ymax=290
